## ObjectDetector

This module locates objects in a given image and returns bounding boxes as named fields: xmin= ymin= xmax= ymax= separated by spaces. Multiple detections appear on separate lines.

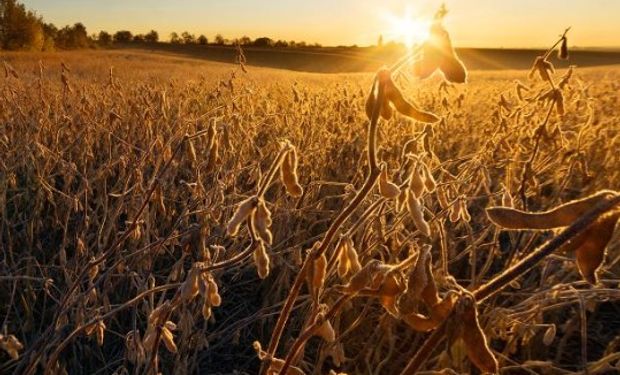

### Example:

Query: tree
xmin=197 ymin=34 xmax=208 ymax=45
xmin=133 ymin=34 xmax=145 ymax=42
xmin=145 ymin=30 xmax=158 ymax=43
xmin=113 ymin=30 xmax=133 ymax=43
xmin=98 ymin=31 xmax=112 ymax=46
xmin=274 ymin=39 xmax=288 ymax=48
xmin=0 ymin=0 xmax=45 ymax=50
xmin=377 ymin=34 xmax=384 ymax=47
xmin=169 ymin=32 xmax=180 ymax=44
xmin=181 ymin=31 xmax=195 ymax=44
xmin=214 ymin=33 xmax=225 ymax=45
xmin=253 ymin=37 xmax=274 ymax=47
xmin=56 ymin=23 xmax=90 ymax=49
xmin=239 ymin=35 xmax=252 ymax=46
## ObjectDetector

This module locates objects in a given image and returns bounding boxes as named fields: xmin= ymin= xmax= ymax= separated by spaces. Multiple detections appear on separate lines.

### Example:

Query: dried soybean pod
xmin=543 ymin=324 xmax=556 ymax=345
xmin=385 ymin=78 xmax=440 ymax=123
xmin=281 ymin=146 xmax=304 ymax=198
xmin=409 ymin=164 xmax=426 ymax=199
xmin=312 ymin=253 xmax=328 ymax=292
xmin=402 ymin=312 xmax=439 ymax=332
xmin=429 ymin=291 xmax=458 ymax=323
xmin=206 ymin=274 xmax=222 ymax=307
xmin=558 ymin=36 xmax=569 ymax=60
xmin=161 ymin=326 xmax=178 ymax=353
xmin=253 ymin=243 xmax=271 ymax=279
xmin=365 ymin=81 xmax=378 ymax=120
xmin=440 ymin=56 xmax=468 ymax=84
xmin=346 ymin=238 xmax=362 ymax=274
xmin=379 ymin=164 xmax=401 ymax=199
xmin=572 ymin=212 xmax=619 ymax=284
xmin=380 ymin=100 xmax=394 ymax=120
xmin=486 ymin=190 xmax=615 ymax=230
xmin=343 ymin=260 xmax=382 ymax=294
xmin=459 ymin=296 xmax=499 ymax=374
xmin=421 ymin=162 xmax=437 ymax=192
xmin=459 ymin=198 xmax=471 ymax=222
xmin=378 ymin=271 xmax=406 ymax=316
xmin=252 ymin=198 xmax=273 ymax=245
xmin=336 ymin=237 xmax=350 ymax=278
xmin=437 ymin=185 xmax=450 ymax=210
xmin=180 ymin=267 xmax=200 ymax=302
xmin=449 ymin=200 xmax=461 ymax=223
xmin=407 ymin=192 xmax=431 ymax=237
xmin=227 ymin=196 xmax=257 ymax=236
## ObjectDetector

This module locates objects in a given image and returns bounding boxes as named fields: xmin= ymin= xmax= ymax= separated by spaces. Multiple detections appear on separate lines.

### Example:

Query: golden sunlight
xmin=383 ymin=6 xmax=431 ymax=48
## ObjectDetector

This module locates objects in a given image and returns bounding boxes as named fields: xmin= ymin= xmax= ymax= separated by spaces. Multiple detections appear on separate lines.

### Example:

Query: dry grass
xmin=1 ymin=38 xmax=620 ymax=375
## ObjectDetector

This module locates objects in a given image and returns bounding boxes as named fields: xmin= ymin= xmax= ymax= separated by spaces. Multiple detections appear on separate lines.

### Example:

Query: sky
xmin=21 ymin=0 xmax=620 ymax=48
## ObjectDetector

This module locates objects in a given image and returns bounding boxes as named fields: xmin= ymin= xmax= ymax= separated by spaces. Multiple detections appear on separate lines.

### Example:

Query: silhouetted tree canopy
xmin=98 ymin=31 xmax=112 ymax=46
xmin=145 ymin=30 xmax=158 ymax=42
xmin=0 ymin=0 xmax=45 ymax=50
xmin=253 ymin=37 xmax=274 ymax=47
xmin=181 ymin=31 xmax=195 ymax=44
xmin=113 ymin=30 xmax=133 ymax=43
xmin=0 ymin=0 xmax=344 ymax=52
xmin=170 ymin=32 xmax=181 ymax=44
xmin=214 ymin=33 xmax=225 ymax=45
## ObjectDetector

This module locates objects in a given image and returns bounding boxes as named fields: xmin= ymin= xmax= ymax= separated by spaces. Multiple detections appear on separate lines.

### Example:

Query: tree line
xmin=0 ymin=0 xmax=324 ymax=51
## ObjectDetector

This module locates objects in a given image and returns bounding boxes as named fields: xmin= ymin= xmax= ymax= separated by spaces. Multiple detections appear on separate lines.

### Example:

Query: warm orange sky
xmin=22 ymin=0 xmax=620 ymax=48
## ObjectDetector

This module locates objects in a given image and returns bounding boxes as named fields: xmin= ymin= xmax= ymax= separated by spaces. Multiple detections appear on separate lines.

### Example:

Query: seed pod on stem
xmin=409 ymin=162 xmax=426 ymax=199
xmin=252 ymin=198 xmax=273 ymax=245
xmin=558 ymin=36 xmax=569 ymax=60
xmin=253 ymin=243 xmax=271 ymax=279
xmin=406 ymin=191 xmax=431 ymax=237
xmin=379 ymin=163 xmax=401 ymax=199
xmin=227 ymin=196 xmax=257 ymax=236
xmin=280 ymin=146 xmax=304 ymax=198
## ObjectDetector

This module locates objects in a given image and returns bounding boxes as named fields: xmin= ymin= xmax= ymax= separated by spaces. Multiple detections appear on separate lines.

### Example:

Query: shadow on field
xmin=117 ymin=42 xmax=620 ymax=73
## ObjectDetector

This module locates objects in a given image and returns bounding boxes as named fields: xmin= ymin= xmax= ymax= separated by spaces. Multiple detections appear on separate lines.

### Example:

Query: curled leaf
xmin=486 ymin=191 xmax=614 ymax=230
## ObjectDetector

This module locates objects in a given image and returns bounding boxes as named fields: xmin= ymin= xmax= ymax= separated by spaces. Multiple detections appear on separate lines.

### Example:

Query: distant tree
xmin=113 ymin=30 xmax=133 ymax=43
xmin=181 ymin=31 xmax=195 ymax=44
xmin=239 ymin=35 xmax=252 ymax=45
xmin=377 ymin=34 xmax=384 ymax=47
xmin=274 ymin=39 xmax=288 ymax=48
xmin=56 ymin=23 xmax=90 ymax=49
xmin=145 ymin=30 xmax=158 ymax=42
xmin=296 ymin=41 xmax=307 ymax=48
xmin=169 ymin=32 xmax=180 ymax=44
xmin=253 ymin=37 xmax=274 ymax=47
xmin=42 ymin=22 xmax=57 ymax=50
xmin=0 ymin=0 xmax=45 ymax=50
xmin=98 ymin=30 xmax=112 ymax=46
xmin=197 ymin=34 xmax=208 ymax=45
xmin=133 ymin=34 xmax=145 ymax=42
xmin=288 ymin=40 xmax=296 ymax=47
xmin=214 ymin=33 xmax=225 ymax=45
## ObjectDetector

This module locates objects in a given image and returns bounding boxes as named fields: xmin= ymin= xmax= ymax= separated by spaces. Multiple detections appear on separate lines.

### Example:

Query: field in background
xmin=2 ymin=50 xmax=620 ymax=374
xmin=115 ymin=42 xmax=620 ymax=73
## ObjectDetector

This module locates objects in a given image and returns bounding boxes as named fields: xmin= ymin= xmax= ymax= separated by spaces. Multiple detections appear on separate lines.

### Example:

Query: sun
xmin=383 ymin=7 xmax=431 ymax=48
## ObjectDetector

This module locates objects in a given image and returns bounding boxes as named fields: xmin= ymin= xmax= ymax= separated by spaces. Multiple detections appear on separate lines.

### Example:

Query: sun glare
xmin=384 ymin=7 xmax=431 ymax=48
